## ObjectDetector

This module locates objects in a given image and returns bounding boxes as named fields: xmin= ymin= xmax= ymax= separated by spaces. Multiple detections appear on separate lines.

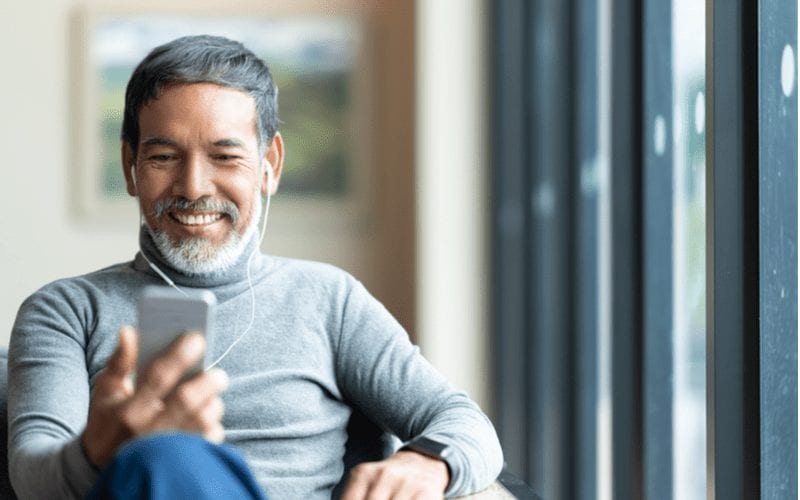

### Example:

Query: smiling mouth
xmin=170 ymin=212 xmax=225 ymax=226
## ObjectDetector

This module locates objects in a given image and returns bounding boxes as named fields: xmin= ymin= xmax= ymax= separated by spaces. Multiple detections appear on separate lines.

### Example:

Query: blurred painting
xmin=83 ymin=14 xmax=362 ymax=210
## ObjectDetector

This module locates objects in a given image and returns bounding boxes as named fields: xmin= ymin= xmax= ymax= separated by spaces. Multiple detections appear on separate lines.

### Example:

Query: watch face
xmin=406 ymin=436 xmax=452 ymax=459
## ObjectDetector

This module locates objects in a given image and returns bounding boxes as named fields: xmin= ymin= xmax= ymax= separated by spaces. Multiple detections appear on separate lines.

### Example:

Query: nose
xmin=172 ymin=154 xmax=216 ymax=201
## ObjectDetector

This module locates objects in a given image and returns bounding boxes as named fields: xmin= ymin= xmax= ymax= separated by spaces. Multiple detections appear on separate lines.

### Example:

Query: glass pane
xmin=671 ymin=1 xmax=707 ymax=498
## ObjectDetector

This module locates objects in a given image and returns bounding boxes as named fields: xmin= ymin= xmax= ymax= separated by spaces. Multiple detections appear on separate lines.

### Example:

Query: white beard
xmin=146 ymin=191 xmax=262 ymax=276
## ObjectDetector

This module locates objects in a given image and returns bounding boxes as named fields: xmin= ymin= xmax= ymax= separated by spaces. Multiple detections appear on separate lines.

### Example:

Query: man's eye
xmin=149 ymin=154 xmax=175 ymax=162
xmin=214 ymin=154 xmax=239 ymax=162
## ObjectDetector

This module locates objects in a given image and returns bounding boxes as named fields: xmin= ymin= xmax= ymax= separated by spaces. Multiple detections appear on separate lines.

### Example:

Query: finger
xmin=198 ymin=397 xmax=225 ymax=433
xmin=135 ymin=332 xmax=206 ymax=400
xmin=153 ymin=395 xmax=224 ymax=437
xmin=205 ymin=421 xmax=226 ymax=444
xmin=359 ymin=469 xmax=398 ymax=500
xmin=385 ymin=481 xmax=421 ymax=500
xmin=92 ymin=328 xmax=138 ymax=403
xmin=157 ymin=369 xmax=228 ymax=425
xmin=104 ymin=326 xmax=139 ymax=379
xmin=201 ymin=395 xmax=225 ymax=424
xmin=341 ymin=464 xmax=377 ymax=500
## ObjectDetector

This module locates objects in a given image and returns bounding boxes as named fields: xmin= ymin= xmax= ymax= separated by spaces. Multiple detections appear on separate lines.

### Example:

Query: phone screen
xmin=136 ymin=286 xmax=217 ymax=378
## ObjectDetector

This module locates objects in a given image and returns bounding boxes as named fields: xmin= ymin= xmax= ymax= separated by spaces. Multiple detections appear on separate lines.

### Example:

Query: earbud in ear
xmin=265 ymin=163 xmax=276 ymax=192
xmin=267 ymin=170 xmax=274 ymax=192
xmin=130 ymin=164 xmax=138 ymax=195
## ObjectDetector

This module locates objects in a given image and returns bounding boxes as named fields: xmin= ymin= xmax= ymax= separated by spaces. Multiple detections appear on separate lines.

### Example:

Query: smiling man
xmin=7 ymin=35 xmax=502 ymax=499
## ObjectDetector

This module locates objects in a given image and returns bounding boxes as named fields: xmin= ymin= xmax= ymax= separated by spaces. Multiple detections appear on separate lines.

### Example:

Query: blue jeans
xmin=86 ymin=433 xmax=267 ymax=500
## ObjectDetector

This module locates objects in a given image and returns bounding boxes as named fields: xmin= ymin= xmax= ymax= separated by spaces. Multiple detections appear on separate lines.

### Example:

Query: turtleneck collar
xmin=133 ymin=226 xmax=271 ymax=298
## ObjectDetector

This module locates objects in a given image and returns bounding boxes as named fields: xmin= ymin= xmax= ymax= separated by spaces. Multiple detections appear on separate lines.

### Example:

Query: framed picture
xmin=71 ymin=6 xmax=372 ymax=232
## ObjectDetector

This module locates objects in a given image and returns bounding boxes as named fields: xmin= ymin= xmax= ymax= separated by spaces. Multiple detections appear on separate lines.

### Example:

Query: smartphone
xmin=136 ymin=285 xmax=217 ymax=378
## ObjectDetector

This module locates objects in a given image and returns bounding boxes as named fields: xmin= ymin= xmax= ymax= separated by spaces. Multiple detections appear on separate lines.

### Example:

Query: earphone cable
xmin=206 ymin=189 xmax=271 ymax=369
xmin=133 ymin=164 xmax=273 ymax=370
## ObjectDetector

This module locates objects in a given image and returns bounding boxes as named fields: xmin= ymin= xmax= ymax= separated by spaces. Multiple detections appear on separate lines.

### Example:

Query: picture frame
xmin=70 ymin=4 xmax=372 ymax=233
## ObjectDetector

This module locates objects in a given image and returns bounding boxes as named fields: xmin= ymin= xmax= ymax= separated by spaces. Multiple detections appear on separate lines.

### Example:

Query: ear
xmin=122 ymin=142 xmax=138 ymax=197
xmin=261 ymin=132 xmax=285 ymax=196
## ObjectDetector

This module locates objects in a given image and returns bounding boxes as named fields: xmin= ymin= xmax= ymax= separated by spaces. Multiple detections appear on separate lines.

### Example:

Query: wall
xmin=415 ymin=0 xmax=490 ymax=410
xmin=0 ymin=0 xmax=135 ymax=346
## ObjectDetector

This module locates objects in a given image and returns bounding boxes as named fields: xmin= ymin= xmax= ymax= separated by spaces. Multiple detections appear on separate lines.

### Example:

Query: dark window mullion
xmin=491 ymin=0 xmax=533 ymax=483
xmin=706 ymin=1 xmax=761 ymax=498
xmin=609 ymin=0 xmax=645 ymax=498
xmin=526 ymin=1 xmax=577 ymax=498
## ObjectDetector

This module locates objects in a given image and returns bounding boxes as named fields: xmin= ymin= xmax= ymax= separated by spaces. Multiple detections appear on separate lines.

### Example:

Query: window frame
xmin=490 ymin=1 xmax=798 ymax=498
xmin=707 ymin=0 xmax=798 ymax=498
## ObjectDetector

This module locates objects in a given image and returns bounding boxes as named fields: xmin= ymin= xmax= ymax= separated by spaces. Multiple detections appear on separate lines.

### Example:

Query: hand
xmin=81 ymin=326 xmax=229 ymax=468
xmin=341 ymin=450 xmax=450 ymax=500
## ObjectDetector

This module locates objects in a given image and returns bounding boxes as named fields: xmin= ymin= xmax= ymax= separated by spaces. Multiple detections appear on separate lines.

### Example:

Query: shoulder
xmin=26 ymin=261 xmax=135 ymax=300
xmin=16 ymin=261 xmax=136 ymax=319
xmin=260 ymin=255 xmax=384 ymax=324
xmin=264 ymin=255 xmax=362 ymax=296
xmin=267 ymin=255 xmax=355 ymax=280
xmin=11 ymin=260 xmax=138 ymax=352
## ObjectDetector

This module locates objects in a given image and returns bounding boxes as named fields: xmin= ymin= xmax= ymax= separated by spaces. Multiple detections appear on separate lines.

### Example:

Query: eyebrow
xmin=212 ymin=138 xmax=246 ymax=148
xmin=140 ymin=137 xmax=177 ymax=147
xmin=139 ymin=137 xmax=247 ymax=149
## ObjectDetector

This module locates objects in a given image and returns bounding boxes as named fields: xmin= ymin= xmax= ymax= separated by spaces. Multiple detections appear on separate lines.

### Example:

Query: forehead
xmin=138 ymin=82 xmax=258 ymax=143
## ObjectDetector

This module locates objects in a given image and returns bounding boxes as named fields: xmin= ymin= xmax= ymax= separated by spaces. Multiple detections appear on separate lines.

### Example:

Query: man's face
xmin=123 ymin=82 xmax=283 ymax=273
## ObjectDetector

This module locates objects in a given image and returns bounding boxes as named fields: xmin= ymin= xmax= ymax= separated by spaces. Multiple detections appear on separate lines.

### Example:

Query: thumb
xmin=105 ymin=326 xmax=139 ymax=379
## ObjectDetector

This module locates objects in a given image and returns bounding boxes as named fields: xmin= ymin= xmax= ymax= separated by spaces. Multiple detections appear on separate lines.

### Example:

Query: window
xmin=491 ymin=1 xmax=797 ymax=499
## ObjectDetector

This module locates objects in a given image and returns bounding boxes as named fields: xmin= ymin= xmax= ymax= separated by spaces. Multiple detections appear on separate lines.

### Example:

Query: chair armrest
xmin=456 ymin=467 xmax=540 ymax=499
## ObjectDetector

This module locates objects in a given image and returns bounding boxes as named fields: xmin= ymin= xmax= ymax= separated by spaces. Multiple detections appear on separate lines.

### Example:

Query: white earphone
xmin=265 ymin=161 xmax=276 ymax=193
xmin=131 ymin=164 xmax=138 ymax=195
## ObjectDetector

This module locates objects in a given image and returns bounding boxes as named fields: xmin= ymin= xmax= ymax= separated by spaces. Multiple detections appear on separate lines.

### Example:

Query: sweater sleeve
xmin=8 ymin=287 xmax=100 ymax=499
xmin=334 ymin=280 xmax=503 ymax=497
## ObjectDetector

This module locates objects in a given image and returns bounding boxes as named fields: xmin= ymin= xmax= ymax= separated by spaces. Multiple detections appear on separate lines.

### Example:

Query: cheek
xmin=140 ymin=193 xmax=160 ymax=212
xmin=231 ymin=181 xmax=262 ymax=212
xmin=137 ymin=177 xmax=177 ymax=208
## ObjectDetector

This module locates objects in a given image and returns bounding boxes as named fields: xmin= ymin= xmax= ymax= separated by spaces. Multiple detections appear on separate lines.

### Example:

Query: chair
xmin=0 ymin=348 xmax=14 ymax=499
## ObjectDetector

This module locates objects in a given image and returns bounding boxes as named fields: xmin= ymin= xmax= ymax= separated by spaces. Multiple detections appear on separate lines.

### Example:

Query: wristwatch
xmin=400 ymin=436 xmax=453 ymax=461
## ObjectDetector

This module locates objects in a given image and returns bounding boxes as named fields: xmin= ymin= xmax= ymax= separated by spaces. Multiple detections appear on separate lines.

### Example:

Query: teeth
xmin=173 ymin=213 xmax=223 ymax=225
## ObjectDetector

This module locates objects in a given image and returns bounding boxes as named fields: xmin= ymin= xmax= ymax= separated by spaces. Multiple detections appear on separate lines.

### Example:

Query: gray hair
xmin=122 ymin=34 xmax=278 ymax=156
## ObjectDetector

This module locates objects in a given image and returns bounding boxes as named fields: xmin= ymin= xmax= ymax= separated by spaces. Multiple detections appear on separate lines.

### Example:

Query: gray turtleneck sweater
xmin=8 ymin=229 xmax=503 ymax=499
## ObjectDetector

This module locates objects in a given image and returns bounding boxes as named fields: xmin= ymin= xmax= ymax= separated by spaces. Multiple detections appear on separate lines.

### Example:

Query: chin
xmin=145 ymin=194 xmax=263 ymax=275
xmin=149 ymin=227 xmax=253 ymax=276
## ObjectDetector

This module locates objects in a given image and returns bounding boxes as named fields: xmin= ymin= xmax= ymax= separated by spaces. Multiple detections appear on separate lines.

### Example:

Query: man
xmin=8 ymin=35 xmax=503 ymax=499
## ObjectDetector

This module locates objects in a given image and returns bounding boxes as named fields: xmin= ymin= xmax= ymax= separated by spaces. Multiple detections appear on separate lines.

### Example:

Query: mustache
xmin=152 ymin=197 xmax=240 ymax=224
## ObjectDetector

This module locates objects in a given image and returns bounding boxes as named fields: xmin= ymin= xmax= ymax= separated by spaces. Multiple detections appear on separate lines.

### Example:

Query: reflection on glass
xmin=672 ymin=1 xmax=706 ymax=498
xmin=597 ymin=0 xmax=612 ymax=498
